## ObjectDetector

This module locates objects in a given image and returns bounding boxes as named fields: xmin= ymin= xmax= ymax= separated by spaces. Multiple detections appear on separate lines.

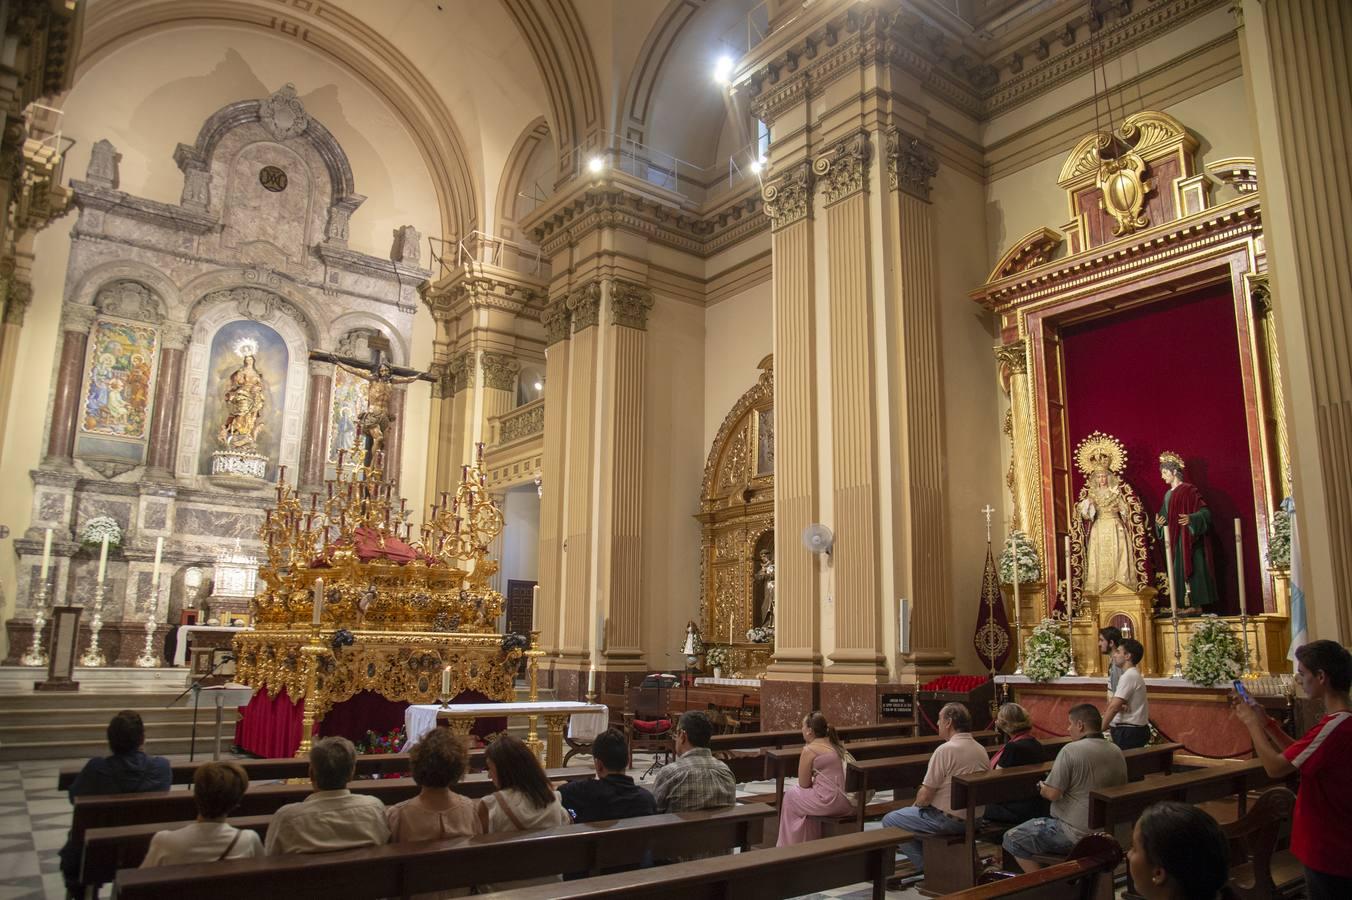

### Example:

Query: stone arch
xmin=69 ymin=259 xmax=183 ymax=321
xmin=177 ymin=288 xmax=311 ymax=482
xmin=180 ymin=269 xmax=322 ymax=350
xmin=495 ymin=117 xmax=555 ymax=243
xmin=328 ymin=312 xmax=410 ymax=367
xmin=619 ymin=0 xmax=709 ymax=148
xmin=500 ymin=0 xmax=603 ymax=172
xmin=79 ymin=0 xmax=480 ymax=239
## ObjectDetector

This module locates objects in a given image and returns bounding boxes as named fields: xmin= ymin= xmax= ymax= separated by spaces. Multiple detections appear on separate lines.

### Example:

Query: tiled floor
xmin=0 ymin=753 xmax=925 ymax=900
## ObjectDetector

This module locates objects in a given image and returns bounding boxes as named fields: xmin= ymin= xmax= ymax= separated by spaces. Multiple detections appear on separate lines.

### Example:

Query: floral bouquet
xmin=357 ymin=725 xmax=406 ymax=755
xmin=1266 ymin=505 xmax=1291 ymax=569
xmin=1022 ymin=618 xmax=1070 ymax=682
xmin=998 ymin=530 xmax=1042 ymax=584
xmin=705 ymin=645 xmax=730 ymax=670
xmin=80 ymin=516 xmax=122 ymax=550
xmin=1182 ymin=615 xmax=1244 ymax=686
xmin=746 ymin=625 xmax=774 ymax=644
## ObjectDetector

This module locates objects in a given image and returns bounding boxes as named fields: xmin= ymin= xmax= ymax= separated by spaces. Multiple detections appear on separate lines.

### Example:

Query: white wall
xmin=501 ymin=486 xmax=541 ymax=584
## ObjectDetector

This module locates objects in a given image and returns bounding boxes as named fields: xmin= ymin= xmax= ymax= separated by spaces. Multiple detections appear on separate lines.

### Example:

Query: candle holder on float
xmin=20 ymin=580 xmax=52 ymax=668
xmin=235 ymin=441 xmax=523 ymax=758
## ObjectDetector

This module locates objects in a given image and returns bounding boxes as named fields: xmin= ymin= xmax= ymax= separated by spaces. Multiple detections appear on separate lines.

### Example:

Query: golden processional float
xmin=233 ymin=444 xmax=539 ymax=756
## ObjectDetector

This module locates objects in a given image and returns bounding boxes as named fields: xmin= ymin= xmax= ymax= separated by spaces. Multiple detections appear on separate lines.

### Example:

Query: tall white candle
xmin=441 ymin=665 xmax=451 ymax=697
xmin=587 ymin=665 xmax=596 ymax=694
xmin=39 ymin=528 xmax=52 ymax=581
xmin=531 ymin=585 xmax=540 ymax=631
xmin=151 ymin=536 xmax=164 ymax=584
xmin=1235 ymin=519 xmax=1246 ymax=614
xmin=312 ymin=577 xmax=324 ymax=626
xmin=96 ymin=535 xmax=109 ymax=583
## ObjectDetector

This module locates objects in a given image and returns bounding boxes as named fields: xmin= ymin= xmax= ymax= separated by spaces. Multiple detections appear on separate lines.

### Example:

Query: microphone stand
xmin=169 ymin=653 xmax=236 ymax=762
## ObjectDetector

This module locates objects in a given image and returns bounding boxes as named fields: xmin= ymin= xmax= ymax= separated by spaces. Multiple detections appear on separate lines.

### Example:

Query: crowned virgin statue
xmin=218 ymin=347 xmax=267 ymax=454
xmin=1069 ymin=432 xmax=1149 ymax=605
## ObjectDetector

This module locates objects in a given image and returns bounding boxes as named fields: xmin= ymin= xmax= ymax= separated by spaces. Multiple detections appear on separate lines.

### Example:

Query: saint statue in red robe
xmin=1153 ymin=451 xmax=1218 ymax=610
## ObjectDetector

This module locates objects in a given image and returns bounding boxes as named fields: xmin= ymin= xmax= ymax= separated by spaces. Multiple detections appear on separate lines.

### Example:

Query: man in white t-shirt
xmin=1103 ymin=638 xmax=1150 ymax=749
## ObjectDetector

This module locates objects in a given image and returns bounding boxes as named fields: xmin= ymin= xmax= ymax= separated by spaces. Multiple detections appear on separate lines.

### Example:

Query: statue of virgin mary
xmin=1069 ymin=432 xmax=1149 ymax=606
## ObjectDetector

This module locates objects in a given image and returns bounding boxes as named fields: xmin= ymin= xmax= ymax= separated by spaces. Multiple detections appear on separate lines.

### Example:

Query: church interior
xmin=0 ymin=0 xmax=1348 ymax=897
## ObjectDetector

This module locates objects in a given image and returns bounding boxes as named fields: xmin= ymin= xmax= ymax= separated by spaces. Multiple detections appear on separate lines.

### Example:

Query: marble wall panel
xmin=38 ymin=492 xmax=66 ymax=523
xmin=175 ymin=506 xmax=264 ymax=541
xmin=75 ymin=498 xmax=132 ymax=531
xmin=760 ymin=679 xmax=818 ymax=731
xmin=820 ymin=682 xmax=877 ymax=727
xmin=142 ymin=502 xmax=168 ymax=530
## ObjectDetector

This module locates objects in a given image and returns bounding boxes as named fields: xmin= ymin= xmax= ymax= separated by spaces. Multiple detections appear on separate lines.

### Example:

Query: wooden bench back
xmin=1087 ymin=758 xmax=1280 ymax=830
xmin=71 ymin=766 xmax=592 ymax=841
xmin=951 ymin=742 xmax=1181 ymax=811
xmin=113 ymin=805 xmax=776 ymax=900
xmin=58 ymin=752 xmax=433 ymax=791
xmin=706 ymin=720 xmax=914 ymax=753
xmin=1223 ymin=787 xmax=1297 ymax=900
xmin=468 ymin=826 xmax=910 ymax=900
xmin=944 ymin=834 xmax=1122 ymax=899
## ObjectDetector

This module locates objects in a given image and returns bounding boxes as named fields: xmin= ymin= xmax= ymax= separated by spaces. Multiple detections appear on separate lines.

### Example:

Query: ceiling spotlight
xmin=714 ymin=55 xmax=734 ymax=85
xmin=534 ymin=381 xmax=543 ymax=391
xmin=750 ymin=157 xmax=764 ymax=174
xmin=587 ymin=155 xmax=605 ymax=174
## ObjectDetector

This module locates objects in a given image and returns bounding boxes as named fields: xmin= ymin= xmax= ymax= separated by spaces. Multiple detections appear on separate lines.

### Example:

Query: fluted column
xmin=480 ymin=351 xmax=519 ymax=443
xmin=558 ymin=282 xmax=602 ymax=667
xmin=1239 ymin=0 xmax=1352 ymax=641
xmin=0 ymin=276 xmax=32 ymax=463
xmin=144 ymin=322 xmax=192 ymax=480
xmin=598 ymin=280 xmax=654 ymax=671
xmin=298 ymin=359 xmax=333 ymax=490
xmin=817 ymin=133 xmax=887 ymax=677
xmin=764 ymin=162 xmax=821 ymax=676
xmin=444 ymin=349 xmax=476 ymax=473
xmin=886 ymin=130 xmax=954 ymax=674
xmin=45 ymin=303 xmax=97 ymax=466
xmin=536 ymin=300 xmax=571 ymax=656
xmin=488 ymin=491 xmax=508 ymax=594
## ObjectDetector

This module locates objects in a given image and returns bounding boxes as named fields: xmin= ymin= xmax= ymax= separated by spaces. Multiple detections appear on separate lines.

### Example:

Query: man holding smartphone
xmin=1233 ymin=640 xmax=1352 ymax=900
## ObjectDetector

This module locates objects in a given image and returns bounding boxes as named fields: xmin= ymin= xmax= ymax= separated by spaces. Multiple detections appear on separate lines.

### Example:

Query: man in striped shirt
xmin=1234 ymin=640 xmax=1352 ymax=900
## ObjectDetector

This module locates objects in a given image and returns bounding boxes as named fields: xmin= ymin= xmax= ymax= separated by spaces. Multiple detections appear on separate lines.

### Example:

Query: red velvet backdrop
xmin=1061 ymin=284 xmax=1262 ymax=614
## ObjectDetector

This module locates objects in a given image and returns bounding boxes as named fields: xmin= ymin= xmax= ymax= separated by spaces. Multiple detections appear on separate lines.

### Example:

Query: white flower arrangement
xmin=999 ymin=530 xmax=1042 ymax=585
xmin=1022 ymin=618 xmax=1070 ymax=682
xmin=1182 ymin=615 xmax=1245 ymax=686
xmin=746 ymin=625 xmax=774 ymax=644
xmin=704 ymin=646 xmax=730 ymax=670
xmin=80 ymin=516 xmax=122 ymax=549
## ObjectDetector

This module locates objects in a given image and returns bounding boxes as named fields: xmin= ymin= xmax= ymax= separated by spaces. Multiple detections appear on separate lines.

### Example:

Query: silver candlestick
xmin=79 ymin=581 xmax=108 ymax=667
xmin=135 ymin=577 xmax=162 ymax=668
xmin=20 ymin=581 xmax=52 ymax=667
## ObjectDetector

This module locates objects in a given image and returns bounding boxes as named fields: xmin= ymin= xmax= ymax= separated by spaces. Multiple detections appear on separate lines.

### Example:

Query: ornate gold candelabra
xmin=524 ymin=630 xmax=545 ymax=761
xmin=236 ymin=441 xmax=521 ymax=753
xmin=20 ymin=581 xmax=51 ymax=668
xmin=79 ymin=582 xmax=107 ymax=667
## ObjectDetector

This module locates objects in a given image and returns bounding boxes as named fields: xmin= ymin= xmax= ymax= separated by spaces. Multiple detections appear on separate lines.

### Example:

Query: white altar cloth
xmin=173 ymin=625 xmax=250 ymax=667
xmin=694 ymin=677 xmax=762 ymax=688
xmin=402 ymin=701 xmax=609 ymax=751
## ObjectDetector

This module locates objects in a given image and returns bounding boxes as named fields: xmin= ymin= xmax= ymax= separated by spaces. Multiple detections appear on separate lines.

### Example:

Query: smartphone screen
xmin=1233 ymin=679 xmax=1255 ymax=704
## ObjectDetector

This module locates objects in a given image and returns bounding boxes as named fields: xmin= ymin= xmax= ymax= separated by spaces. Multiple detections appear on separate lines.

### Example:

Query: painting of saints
xmin=328 ymin=364 xmax=368 ymax=462
xmin=80 ymin=321 xmax=158 ymax=438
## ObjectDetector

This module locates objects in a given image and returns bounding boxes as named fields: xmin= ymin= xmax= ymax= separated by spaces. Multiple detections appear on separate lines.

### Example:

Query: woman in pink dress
xmin=777 ymin=711 xmax=854 ymax=845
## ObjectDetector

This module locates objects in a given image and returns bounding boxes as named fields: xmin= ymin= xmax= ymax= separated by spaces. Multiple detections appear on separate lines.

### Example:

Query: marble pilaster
xmin=558 ymin=282 xmax=601 ymax=667
xmin=299 ymin=359 xmax=333 ymax=490
xmin=143 ymin=323 xmax=191 ymax=480
xmin=536 ymin=300 xmax=571 ymax=657
xmin=45 ymin=304 xmax=96 ymax=465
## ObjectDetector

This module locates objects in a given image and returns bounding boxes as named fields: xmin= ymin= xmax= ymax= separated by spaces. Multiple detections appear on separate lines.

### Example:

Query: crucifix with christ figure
xmin=308 ymin=344 xmax=434 ymax=466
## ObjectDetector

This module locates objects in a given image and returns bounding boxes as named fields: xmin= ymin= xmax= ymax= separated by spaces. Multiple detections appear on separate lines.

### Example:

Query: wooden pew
xmin=764 ymin=730 xmax=1003 ymax=811
xmin=58 ymin=751 xmax=433 ymax=791
xmin=712 ymin=721 xmax=924 ymax=788
xmin=73 ymin=766 xmax=592 ymax=885
xmin=113 ymin=805 xmax=776 ymax=900
xmin=1087 ymin=757 xmax=1285 ymax=832
xmin=944 ymin=834 xmax=1122 ymax=900
xmin=474 ymin=827 xmax=911 ymax=900
xmin=1223 ymin=787 xmax=1302 ymax=900
xmin=925 ymin=742 xmax=1181 ymax=894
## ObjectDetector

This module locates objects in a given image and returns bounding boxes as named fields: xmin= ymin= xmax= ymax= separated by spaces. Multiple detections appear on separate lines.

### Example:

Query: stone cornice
xmin=524 ymin=173 xmax=768 ymax=260
xmin=419 ymin=262 xmax=548 ymax=326
xmin=740 ymin=0 xmax=1227 ymax=124
xmin=72 ymin=181 xmax=217 ymax=235
xmin=314 ymin=243 xmax=431 ymax=299
xmin=971 ymin=196 xmax=1262 ymax=313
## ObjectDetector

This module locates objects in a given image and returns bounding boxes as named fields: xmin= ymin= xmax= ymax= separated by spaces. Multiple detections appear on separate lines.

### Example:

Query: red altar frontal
xmin=999 ymin=675 xmax=1257 ymax=759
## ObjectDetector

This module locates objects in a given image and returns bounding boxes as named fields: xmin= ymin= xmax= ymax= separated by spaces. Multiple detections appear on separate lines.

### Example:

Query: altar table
xmin=173 ymin=625 xmax=249 ymax=667
xmin=403 ymin=701 xmax=608 ymax=767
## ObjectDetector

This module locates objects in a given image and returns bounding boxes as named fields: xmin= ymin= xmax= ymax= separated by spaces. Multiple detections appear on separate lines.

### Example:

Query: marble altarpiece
xmin=5 ymin=85 xmax=430 ymax=664
xmin=973 ymin=110 xmax=1289 ymax=677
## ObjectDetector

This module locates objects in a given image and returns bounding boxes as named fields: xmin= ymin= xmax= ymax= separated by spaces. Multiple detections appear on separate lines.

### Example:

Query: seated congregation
xmin=61 ymin=639 xmax=1352 ymax=899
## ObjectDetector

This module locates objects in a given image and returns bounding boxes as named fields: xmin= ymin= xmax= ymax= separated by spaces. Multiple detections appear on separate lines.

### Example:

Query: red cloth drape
xmin=234 ymin=687 xmax=309 ymax=759
xmin=1062 ymin=285 xmax=1262 ymax=614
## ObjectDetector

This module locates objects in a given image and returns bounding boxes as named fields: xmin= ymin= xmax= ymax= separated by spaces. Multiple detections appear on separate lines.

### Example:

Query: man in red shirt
xmin=1233 ymin=639 xmax=1352 ymax=900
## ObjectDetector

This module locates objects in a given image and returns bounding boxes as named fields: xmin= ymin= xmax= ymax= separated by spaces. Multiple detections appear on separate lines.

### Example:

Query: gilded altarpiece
xmin=697 ymin=360 xmax=774 ymax=677
xmin=973 ymin=111 xmax=1290 ymax=675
